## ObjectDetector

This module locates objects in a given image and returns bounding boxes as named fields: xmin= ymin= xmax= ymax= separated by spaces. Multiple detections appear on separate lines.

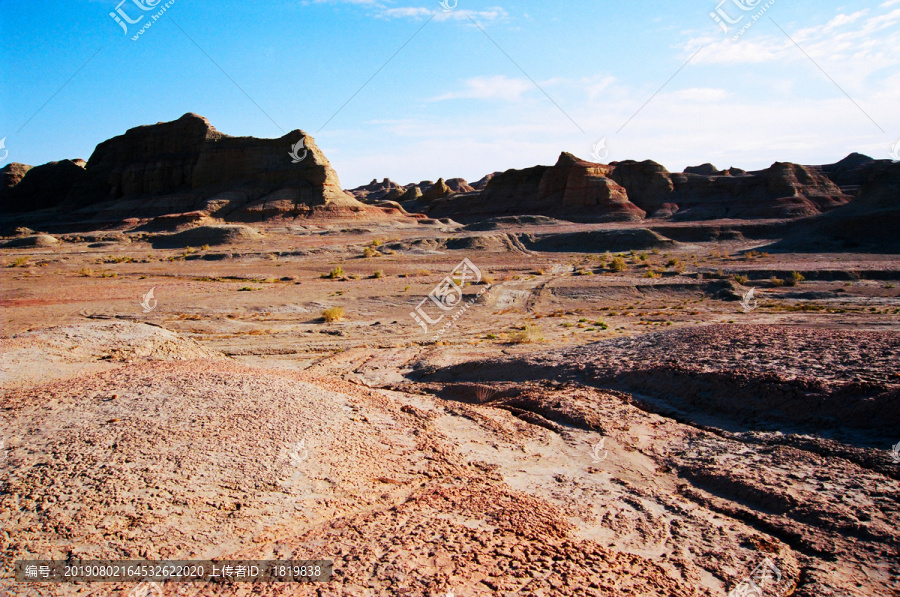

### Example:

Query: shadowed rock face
xmin=2 ymin=160 xmax=87 ymax=213
xmin=762 ymin=161 xmax=900 ymax=253
xmin=1 ymin=113 xmax=363 ymax=224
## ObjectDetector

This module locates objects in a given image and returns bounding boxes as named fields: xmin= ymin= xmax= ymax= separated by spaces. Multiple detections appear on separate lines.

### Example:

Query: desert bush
xmin=321 ymin=266 xmax=345 ymax=279
xmin=770 ymin=276 xmax=785 ymax=287
xmin=322 ymin=306 xmax=346 ymax=322
xmin=610 ymin=257 xmax=627 ymax=272
xmin=734 ymin=274 xmax=749 ymax=284
xmin=372 ymin=270 xmax=384 ymax=279
xmin=371 ymin=238 xmax=383 ymax=247
xmin=786 ymin=271 xmax=805 ymax=286
xmin=644 ymin=270 xmax=660 ymax=279
xmin=509 ymin=323 xmax=543 ymax=344
xmin=363 ymin=246 xmax=380 ymax=258
xmin=78 ymin=267 xmax=94 ymax=277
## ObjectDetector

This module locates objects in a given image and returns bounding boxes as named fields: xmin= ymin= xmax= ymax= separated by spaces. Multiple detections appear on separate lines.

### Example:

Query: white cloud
xmin=670 ymin=88 xmax=728 ymax=101
xmin=431 ymin=75 xmax=535 ymax=102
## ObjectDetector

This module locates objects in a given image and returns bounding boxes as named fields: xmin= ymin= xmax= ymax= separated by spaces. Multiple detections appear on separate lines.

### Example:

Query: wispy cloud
xmin=308 ymin=0 xmax=509 ymax=24
xmin=430 ymin=75 xmax=534 ymax=102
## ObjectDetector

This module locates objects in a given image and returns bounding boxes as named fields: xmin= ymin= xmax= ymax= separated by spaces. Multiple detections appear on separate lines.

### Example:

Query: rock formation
xmin=427 ymin=153 xmax=645 ymax=222
xmin=762 ymin=160 xmax=900 ymax=252
xmin=1 ymin=113 xmax=377 ymax=231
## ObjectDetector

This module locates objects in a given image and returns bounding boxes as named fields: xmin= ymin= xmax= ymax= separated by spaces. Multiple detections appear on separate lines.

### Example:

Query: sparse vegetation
xmin=78 ymin=268 xmax=94 ymax=277
xmin=785 ymin=271 xmax=805 ymax=287
xmin=363 ymin=246 xmax=380 ymax=258
xmin=372 ymin=270 xmax=384 ymax=279
xmin=734 ymin=274 xmax=749 ymax=285
xmin=770 ymin=277 xmax=785 ymax=287
xmin=610 ymin=257 xmax=627 ymax=272
xmin=322 ymin=306 xmax=346 ymax=322
xmin=322 ymin=266 xmax=345 ymax=279
xmin=509 ymin=323 xmax=544 ymax=344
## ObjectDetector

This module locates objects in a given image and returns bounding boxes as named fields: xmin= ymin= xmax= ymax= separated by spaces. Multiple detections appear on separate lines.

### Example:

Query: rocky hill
xmin=1 ymin=113 xmax=386 ymax=232
xmin=393 ymin=154 xmax=856 ymax=223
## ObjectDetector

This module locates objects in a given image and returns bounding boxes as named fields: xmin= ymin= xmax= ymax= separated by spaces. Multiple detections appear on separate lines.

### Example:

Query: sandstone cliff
xmin=1 ymin=113 xmax=371 ymax=229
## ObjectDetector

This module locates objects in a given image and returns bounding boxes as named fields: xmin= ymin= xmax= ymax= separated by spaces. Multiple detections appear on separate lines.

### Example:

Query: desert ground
xmin=1 ymin=216 xmax=898 ymax=596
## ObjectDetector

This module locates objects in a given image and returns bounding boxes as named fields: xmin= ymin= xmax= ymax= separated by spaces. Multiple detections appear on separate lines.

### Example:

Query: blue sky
xmin=1 ymin=0 xmax=898 ymax=188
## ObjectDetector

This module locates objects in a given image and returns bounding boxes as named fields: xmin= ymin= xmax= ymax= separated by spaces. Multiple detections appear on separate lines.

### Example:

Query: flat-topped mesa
xmin=2 ymin=113 xmax=372 ymax=225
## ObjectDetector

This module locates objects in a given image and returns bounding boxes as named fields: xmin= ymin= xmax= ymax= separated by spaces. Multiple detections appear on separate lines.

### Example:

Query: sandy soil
xmin=1 ymin=219 xmax=898 ymax=596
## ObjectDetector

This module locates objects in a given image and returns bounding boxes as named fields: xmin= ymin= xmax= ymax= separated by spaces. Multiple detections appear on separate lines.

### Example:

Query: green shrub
xmin=610 ymin=257 xmax=627 ymax=272
xmin=322 ymin=266 xmax=345 ymax=279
